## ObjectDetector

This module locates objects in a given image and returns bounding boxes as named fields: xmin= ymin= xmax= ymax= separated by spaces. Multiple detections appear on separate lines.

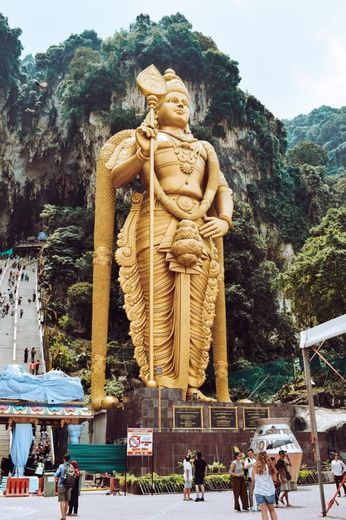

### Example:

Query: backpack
xmin=63 ymin=462 xmax=76 ymax=488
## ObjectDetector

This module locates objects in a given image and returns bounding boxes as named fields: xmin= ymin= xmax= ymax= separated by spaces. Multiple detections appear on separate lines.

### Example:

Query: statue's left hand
xmin=200 ymin=217 xmax=229 ymax=238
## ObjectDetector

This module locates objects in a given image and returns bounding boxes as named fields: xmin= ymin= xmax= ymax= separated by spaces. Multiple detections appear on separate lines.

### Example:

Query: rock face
xmin=0 ymin=79 xmax=283 ymax=251
xmin=294 ymin=405 xmax=346 ymax=452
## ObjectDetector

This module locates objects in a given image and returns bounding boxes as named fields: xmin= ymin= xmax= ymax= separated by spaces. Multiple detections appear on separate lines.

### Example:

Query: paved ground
xmin=0 ymin=485 xmax=345 ymax=520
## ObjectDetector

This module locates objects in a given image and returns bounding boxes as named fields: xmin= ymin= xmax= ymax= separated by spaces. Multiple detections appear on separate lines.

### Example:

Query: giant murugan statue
xmin=91 ymin=66 xmax=233 ymax=410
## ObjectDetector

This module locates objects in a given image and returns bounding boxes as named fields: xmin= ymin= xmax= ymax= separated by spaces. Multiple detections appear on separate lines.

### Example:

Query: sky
xmin=1 ymin=0 xmax=346 ymax=119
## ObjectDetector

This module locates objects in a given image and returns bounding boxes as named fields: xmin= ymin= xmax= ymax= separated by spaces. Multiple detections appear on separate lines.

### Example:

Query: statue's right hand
xmin=135 ymin=125 xmax=157 ymax=155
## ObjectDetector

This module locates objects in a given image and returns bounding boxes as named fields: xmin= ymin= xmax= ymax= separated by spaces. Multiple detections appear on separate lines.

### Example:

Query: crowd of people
xmin=228 ymin=448 xmax=292 ymax=517
xmin=0 ymin=256 xmax=37 ymax=320
xmin=23 ymin=425 xmax=53 ymax=477
xmin=0 ymin=256 xmax=42 ymax=375
xmin=182 ymin=448 xmax=293 ymax=519
xmin=0 ymin=259 xmax=36 ymax=318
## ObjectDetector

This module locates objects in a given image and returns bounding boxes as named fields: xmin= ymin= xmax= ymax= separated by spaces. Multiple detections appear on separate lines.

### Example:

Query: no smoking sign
xmin=127 ymin=428 xmax=153 ymax=456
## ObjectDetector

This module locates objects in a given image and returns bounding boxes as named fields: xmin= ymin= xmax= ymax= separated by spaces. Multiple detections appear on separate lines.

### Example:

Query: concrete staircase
xmin=0 ymin=258 xmax=44 ymax=370
xmin=0 ymin=258 xmax=48 ymax=464
xmin=0 ymin=424 xmax=10 ymax=462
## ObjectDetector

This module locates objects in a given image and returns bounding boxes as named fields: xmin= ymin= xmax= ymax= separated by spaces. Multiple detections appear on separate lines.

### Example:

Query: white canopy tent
xmin=300 ymin=314 xmax=346 ymax=349
xmin=299 ymin=314 xmax=346 ymax=517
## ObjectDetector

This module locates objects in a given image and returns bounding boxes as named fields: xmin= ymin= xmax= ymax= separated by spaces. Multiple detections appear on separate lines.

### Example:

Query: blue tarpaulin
xmin=68 ymin=424 xmax=84 ymax=444
xmin=10 ymin=423 xmax=33 ymax=477
xmin=0 ymin=365 xmax=84 ymax=403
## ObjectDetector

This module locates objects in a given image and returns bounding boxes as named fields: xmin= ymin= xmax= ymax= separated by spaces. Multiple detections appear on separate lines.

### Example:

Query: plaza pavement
xmin=0 ymin=484 xmax=345 ymax=520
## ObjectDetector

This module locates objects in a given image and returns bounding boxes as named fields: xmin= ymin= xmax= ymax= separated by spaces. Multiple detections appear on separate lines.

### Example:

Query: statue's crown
xmin=163 ymin=69 xmax=189 ymax=99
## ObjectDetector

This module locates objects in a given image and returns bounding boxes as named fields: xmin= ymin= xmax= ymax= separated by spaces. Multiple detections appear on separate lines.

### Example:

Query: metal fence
xmin=228 ymin=355 xmax=346 ymax=401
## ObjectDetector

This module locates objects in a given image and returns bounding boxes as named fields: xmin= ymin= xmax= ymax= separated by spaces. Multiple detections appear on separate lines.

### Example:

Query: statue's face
xmin=157 ymin=91 xmax=189 ymax=129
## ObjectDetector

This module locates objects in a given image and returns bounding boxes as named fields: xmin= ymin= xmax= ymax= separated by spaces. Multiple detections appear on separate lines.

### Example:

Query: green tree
xmin=287 ymin=141 xmax=328 ymax=167
xmin=35 ymin=29 xmax=101 ymax=82
xmin=41 ymin=205 xmax=93 ymax=293
xmin=284 ymin=106 xmax=346 ymax=175
xmin=224 ymin=202 xmax=296 ymax=363
xmin=68 ymin=47 xmax=102 ymax=81
xmin=67 ymin=282 xmax=93 ymax=335
xmin=0 ymin=14 xmax=22 ymax=92
xmin=329 ymin=171 xmax=346 ymax=208
xmin=299 ymin=164 xmax=330 ymax=224
xmin=43 ymin=225 xmax=86 ymax=288
xmin=49 ymin=333 xmax=75 ymax=371
xmin=283 ymin=207 xmax=346 ymax=327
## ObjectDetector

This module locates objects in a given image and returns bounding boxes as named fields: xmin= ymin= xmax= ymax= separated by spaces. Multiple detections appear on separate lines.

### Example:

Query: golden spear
xmin=136 ymin=65 xmax=166 ymax=388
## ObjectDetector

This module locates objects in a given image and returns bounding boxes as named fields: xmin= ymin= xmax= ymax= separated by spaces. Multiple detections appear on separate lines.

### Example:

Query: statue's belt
xmin=135 ymin=195 xmax=212 ymax=263
xmin=141 ymin=194 xmax=201 ymax=215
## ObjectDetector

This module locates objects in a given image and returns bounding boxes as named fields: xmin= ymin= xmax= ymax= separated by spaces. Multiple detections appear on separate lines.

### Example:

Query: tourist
xmin=35 ymin=458 xmax=44 ymax=477
xmin=31 ymin=347 xmax=36 ymax=362
xmin=331 ymin=452 xmax=346 ymax=497
xmin=268 ymin=456 xmax=281 ymax=507
xmin=183 ymin=454 xmax=193 ymax=501
xmin=193 ymin=451 xmax=207 ymax=502
xmin=275 ymin=450 xmax=292 ymax=506
xmin=35 ymin=359 xmax=40 ymax=375
xmin=30 ymin=362 xmax=36 ymax=375
xmin=67 ymin=460 xmax=81 ymax=516
xmin=43 ymin=440 xmax=51 ymax=455
xmin=19 ymin=308 xmax=24 ymax=319
xmin=252 ymin=451 xmax=278 ymax=520
xmin=229 ymin=452 xmax=249 ymax=512
xmin=24 ymin=347 xmax=29 ymax=363
xmin=245 ymin=448 xmax=257 ymax=511
xmin=55 ymin=453 xmax=74 ymax=520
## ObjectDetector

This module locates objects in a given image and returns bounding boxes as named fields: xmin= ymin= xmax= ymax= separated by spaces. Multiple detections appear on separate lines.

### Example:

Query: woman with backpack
xmin=252 ymin=451 xmax=278 ymax=520
xmin=67 ymin=460 xmax=80 ymax=516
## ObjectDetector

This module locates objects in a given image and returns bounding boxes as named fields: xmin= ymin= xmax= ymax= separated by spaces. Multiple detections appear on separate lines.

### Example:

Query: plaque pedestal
xmin=106 ymin=388 xmax=300 ymax=476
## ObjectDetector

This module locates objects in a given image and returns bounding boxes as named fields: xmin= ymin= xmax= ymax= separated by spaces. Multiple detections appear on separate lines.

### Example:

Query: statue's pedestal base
xmin=106 ymin=388 xmax=299 ymax=475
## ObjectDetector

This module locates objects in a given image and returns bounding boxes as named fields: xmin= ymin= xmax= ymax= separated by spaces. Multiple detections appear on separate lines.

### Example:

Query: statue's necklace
xmin=166 ymin=135 xmax=201 ymax=175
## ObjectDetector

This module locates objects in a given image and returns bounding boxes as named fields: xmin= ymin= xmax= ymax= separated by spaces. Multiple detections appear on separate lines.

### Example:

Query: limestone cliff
xmin=0 ymin=78 xmax=284 ymax=255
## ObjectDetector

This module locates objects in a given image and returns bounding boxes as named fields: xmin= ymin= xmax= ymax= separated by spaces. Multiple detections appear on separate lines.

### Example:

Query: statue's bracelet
xmin=136 ymin=148 xmax=150 ymax=162
xmin=218 ymin=214 xmax=233 ymax=229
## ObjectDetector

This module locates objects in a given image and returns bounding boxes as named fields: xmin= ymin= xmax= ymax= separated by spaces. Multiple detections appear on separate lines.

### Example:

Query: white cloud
xmin=294 ymin=33 xmax=346 ymax=115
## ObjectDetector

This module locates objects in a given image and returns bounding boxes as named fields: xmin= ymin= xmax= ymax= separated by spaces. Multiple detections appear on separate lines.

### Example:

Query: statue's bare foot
xmin=186 ymin=387 xmax=216 ymax=402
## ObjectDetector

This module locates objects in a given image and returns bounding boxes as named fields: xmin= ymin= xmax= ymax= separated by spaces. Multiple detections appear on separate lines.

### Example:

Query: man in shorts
xmin=275 ymin=450 xmax=292 ymax=506
xmin=183 ymin=454 xmax=193 ymax=501
xmin=245 ymin=448 xmax=257 ymax=511
xmin=194 ymin=451 xmax=207 ymax=502
xmin=55 ymin=453 xmax=72 ymax=520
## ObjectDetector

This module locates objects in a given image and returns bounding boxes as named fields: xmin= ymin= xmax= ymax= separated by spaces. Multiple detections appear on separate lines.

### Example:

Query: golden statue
xmin=91 ymin=66 xmax=233 ymax=410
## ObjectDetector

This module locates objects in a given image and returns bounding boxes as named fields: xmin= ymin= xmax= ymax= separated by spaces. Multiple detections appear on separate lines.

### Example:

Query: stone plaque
xmin=173 ymin=406 xmax=203 ymax=429
xmin=243 ymin=407 xmax=270 ymax=429
xmin=209 ymin=407 xmax=237 ymax=429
